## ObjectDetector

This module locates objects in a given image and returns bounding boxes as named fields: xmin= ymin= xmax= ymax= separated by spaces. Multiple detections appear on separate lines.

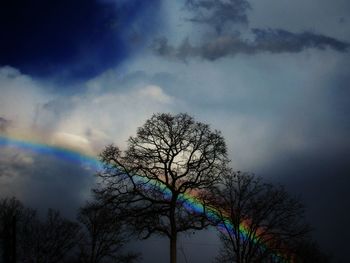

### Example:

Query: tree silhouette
xmin=77 ymin=202 xmax=139 ymax=263
xmin=20 ymin=209 xmax=81 ymax=263
xmin=95 ymin=113 xmax=228 ymax=263
xmin=0 ymin=198 xmax=81 ymax=263
xmin=292 ymin=239 xmax=331 ymax=263
xmin=0 ymin=197 xmax=26 ymax=263
xmin=212 ymin=172 xmax=310 ymax=263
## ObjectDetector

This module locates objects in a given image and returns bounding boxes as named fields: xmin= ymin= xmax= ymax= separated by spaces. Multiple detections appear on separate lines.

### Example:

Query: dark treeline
xmin=0 ymin=197 xmax=139 ymax=263
xmin=0 ymin=113 xmax=331 ymax=263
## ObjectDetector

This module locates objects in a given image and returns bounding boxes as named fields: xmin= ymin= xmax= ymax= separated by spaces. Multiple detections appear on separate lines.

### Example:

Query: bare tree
xmin=292 ymin=239 xmax=331 ymax=263
xmin=0 ymin=198 xmax=80 ymax=263
xmin=77 ymin=202 xmax=139 ymax=263
xmin=95 ymin=113 xmax=228 ymax=263
xmin=212 ymin=172 xmax=310 ymax=263
xmin=20 ymin=209 xmax=81 ymax=263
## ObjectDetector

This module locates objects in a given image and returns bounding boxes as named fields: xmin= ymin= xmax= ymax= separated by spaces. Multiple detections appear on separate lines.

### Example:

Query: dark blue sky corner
xmin=0 ymin=0 xmax=162 ymax=83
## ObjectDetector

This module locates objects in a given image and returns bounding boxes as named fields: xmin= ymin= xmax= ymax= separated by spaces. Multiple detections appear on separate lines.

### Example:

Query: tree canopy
xmin=95 ymin=113 xmax=229 ymax=263
xmin=212 ymin=172 xmax=310 ymax=263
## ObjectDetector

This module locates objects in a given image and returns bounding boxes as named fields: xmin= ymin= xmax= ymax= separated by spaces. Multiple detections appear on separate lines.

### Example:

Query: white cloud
xmin=55 ymin=83 xmax=175 ymax=151
xmin=0 ymin=66 xmax=50 ymax=131
xmin=0 ymin=65 xmax=176 ymax=154
xmin=137 ymin=85 xmax=172 ymax=103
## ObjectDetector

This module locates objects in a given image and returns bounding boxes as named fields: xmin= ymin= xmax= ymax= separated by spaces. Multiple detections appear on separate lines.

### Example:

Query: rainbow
xmin=0 ymin=134 xmax=291 ymax=262
xmin=0 ymin=134 xmax=102 ymax=170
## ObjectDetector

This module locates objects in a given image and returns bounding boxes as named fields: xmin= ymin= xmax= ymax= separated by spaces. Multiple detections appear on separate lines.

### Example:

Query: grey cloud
xmin=0 ymin=117 xmax=11 ymax=132
xmin=153 ymin=29 xmax=349 ymax=60
xmin=157 ymin=0 xmax=349 ymax=60
xmin=0 ymin=158 xmax=15 ymax=178
xmin=338 ymin=17 xmax=346 ymax=24
xmin=185 ymin=0 xmax=251 ymax=33
xmin=42 ymin=99 xmax=76 ymax=115
xmin=0 ymin=151 xmax=35 ymax=178
xmin=252 ymin=29 xmax=349 ymax=53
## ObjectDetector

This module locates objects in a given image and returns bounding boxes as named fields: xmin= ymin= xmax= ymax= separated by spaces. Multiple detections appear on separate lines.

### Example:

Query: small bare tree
xmin=213 ymin=172 xmax=310 ymax=263
xmin=293 ymin=239 xmax=331 ymax=263
xmin=95 ymin=113 xmax=228 ymax=263
xmin=21 ymin=209 xmax=81 ymax=263
xmin=0 ymin=198 xmax=80 ymax=263
xmin=77 ymin=202 xmax=139 ymax=263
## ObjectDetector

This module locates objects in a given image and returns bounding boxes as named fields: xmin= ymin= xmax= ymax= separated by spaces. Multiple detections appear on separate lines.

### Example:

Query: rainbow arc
xmin=0 ymin=134 xmax=292 ymax=262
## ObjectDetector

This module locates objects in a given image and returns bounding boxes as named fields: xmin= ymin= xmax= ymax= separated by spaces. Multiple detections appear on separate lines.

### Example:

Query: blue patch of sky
xmin=0 ymin=0 xmax=161 ymax=83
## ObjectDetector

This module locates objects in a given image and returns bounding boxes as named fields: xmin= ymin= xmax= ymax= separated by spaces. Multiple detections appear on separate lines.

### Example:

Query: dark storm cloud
xmin=0 ymin=0 xmax=161 ymax=82
xmin=256 ymin=62 xmax=350 ymax=261
xmin=0 ymin=150 xmax=96 ymax=218
xmin=153 ymin=29 xmax=349 ymax=60
xmin=185 ymin=0 xmax=251 ymax=33
xmin=261 ymin=149 xmax=350 ymax=261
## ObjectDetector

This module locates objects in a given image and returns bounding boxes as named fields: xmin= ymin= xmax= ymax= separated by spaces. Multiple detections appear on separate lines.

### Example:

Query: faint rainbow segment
xmin=0 ymin=134 xmax=292 ymax=262
xmin=0 ymin=135 xmax=102 ymax=169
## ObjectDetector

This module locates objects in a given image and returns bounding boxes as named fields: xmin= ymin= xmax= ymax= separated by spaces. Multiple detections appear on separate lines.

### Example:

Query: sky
xmin=0 ymin=0 xmax=349 ymax=262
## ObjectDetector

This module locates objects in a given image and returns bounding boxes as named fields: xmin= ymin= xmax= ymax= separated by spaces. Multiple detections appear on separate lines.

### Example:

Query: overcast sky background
xmin=0 ymin=0 xmax=349 ymax=262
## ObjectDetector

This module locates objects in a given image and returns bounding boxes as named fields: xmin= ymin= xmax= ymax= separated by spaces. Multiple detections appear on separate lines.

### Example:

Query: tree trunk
xmin=170 ymin=234 xmax=177 ymax=263
xmin=90 ymin=231 xmax=96 ymax=263
xmin=11 ymin=215 xmax=16 ymax=263
xmin=170 ymin=198 xmax=177 ymax=263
